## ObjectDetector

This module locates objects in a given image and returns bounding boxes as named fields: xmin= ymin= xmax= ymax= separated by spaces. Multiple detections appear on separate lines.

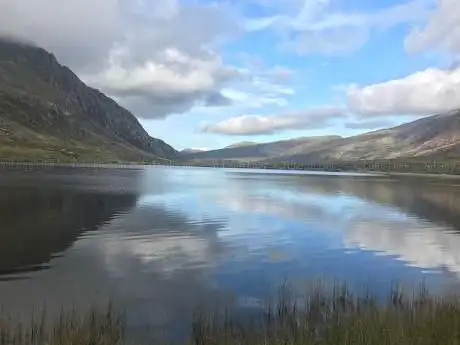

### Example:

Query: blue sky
xmin=1 ymin=0 xmax=459 ymax=150
xmin=136 ymin=0 xmax=459 ymax=150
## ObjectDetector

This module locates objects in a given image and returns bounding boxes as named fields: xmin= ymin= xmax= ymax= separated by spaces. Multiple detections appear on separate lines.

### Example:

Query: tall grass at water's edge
xmin=3 ymin=283 xmax=460 ymax=345
xmin=0 ymin=304 xmax=124 ymax=345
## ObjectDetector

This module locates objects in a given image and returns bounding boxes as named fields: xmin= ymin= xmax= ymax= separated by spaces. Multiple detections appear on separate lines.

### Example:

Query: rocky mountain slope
xmin=184 ymin=111 xmax=460 ymax=163
xmin=0 ymin=39 xmax=177 ymax=162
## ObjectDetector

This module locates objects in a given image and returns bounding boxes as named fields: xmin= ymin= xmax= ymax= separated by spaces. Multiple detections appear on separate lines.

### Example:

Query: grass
xmin=0 ymin=304 xmax=124 ymax=345
xmin=192 ymin=282 xmax=460 ymax=345
xmin=3 ymin=283 xmax=460 ymax=344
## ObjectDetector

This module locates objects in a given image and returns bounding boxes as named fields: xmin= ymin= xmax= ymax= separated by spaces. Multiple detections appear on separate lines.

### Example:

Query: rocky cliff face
xmin=0 ymin=39 xmax=177 ymax=161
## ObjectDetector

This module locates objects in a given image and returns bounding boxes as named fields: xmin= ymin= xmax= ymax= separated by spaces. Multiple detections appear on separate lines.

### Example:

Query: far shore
xmin=2 ymin=160 xmax=460 ymax=179
xmin=384 ymin=171 xmax=460 ymax=179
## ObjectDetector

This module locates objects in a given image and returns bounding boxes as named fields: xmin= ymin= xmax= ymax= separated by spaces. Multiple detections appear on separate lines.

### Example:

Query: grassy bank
xmin=3 ymin=284 xmax=460 ymax=344
xmin=193 ymin=283 xmax=460 ymax=345
xmin=0 ymin=305 xmax=124 ymax=345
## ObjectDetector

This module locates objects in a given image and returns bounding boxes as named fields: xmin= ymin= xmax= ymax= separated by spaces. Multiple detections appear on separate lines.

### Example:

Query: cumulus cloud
xmin=406 ymin=0 xmax=460 ymax=55
xmin=0 ymin=0 xmax=241 ymax=118
xmin=202 ymin=107 xmax=345 ymax=135
xmin=347 ymin=67 xmax=460 ymax=116
xmin=84 ymin=47 xmax=239 ymax=117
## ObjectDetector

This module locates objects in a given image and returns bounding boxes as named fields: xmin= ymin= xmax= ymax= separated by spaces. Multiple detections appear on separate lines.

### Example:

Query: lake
xmin=1 ymin=165 xmax=460 ymax=339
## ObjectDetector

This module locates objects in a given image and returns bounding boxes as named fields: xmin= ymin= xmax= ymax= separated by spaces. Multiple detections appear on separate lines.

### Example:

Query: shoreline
xmin=384 ymin=171 xmax=460 ymax=179
xmin=1 ymin=161 xmax=460 ymax=179
xmin=2 ymin=282 xmax=460 ymax=345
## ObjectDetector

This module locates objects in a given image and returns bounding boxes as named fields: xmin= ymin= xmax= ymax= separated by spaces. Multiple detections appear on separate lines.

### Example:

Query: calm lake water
xmin=1 ymin=166 xmax=460 ymax=338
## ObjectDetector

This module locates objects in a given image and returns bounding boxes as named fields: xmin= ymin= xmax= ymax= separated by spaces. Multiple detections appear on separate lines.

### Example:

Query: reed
xmin=191 ymin=282 xmax=460 ymax=345
xmin=0 ymin=304 xmax=124 ymax=345
xmin=2 ymin=283 xmax=460 ymax=345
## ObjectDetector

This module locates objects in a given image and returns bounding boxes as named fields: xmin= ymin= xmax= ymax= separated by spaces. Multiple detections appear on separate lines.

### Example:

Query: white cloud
xmin=249 ymin=0 xmax=431 ymax=55
xmin=406 ymin=0 xmax=460 ymax=55
xmin=217 ymin=57 xmax=296 ymax=110
xmin=87 ymin=49 xmax=230 ymax=95
xmin=0 ymin=0 xmax=122 ymax=70
xmin=84 ymin=47 xmax=238 ymax=117
xmin=202 ymin=107 xmax=345 ymax=135
xmin=0 ymin=0 xmax=241 ymax=118
xmin=222 ymin=89 xmax=289 ymax=108
xmin=221 ymin=77 xmax=295 ymax=109
xmin=347 ymin=67 xmax=460 ymax=116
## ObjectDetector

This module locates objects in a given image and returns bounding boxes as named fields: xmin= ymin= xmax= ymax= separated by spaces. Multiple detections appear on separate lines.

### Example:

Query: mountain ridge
xmin=183 ymin=113 xmax=460 ymax=163
xmin=183 ymin=136 xmax=342 ymax=161
xmin=0 ymin=38 xmax=177 ymax=162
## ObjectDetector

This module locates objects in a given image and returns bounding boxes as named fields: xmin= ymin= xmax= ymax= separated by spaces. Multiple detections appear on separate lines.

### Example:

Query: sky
xmin=0 ymin=0 xmax=459 ymax=150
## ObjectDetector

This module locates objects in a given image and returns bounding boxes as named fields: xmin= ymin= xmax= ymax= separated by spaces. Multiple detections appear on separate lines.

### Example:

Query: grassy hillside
xmin=184 ymin=111 xmax=460 ymax=164
xmin=0 ymin=39 xmax=177 ymax=163
xmin=183 ymin=136 xmax=342 ymax=161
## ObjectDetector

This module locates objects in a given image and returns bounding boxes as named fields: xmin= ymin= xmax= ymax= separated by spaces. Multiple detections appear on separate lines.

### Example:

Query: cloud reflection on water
xmin=3 ymin=167 xmax=460 ymax=338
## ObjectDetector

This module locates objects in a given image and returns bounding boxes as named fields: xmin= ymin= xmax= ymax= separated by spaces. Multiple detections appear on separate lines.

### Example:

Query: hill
xmin=183 ymin=136 xmax=342 ymax=161
xmin=266 ymin=110 xmax=460 ymax=163
xmin=225 ymin=141 xmax=257 ymax=149
xmin=180 ymin=148 xmax=207 ymax=154
xmin=184 ymin=111 xmax=460 ymax=164
xmin=0 ymin=39 xmax=177 ymax=162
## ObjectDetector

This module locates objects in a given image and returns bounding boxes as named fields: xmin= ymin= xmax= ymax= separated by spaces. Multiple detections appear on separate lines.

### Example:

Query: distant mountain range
xmin=225 ymin=141 xmax=258 ymax=149
xmin=183 ymin=111 xmax=460 ymax=163
xmin=182 ymin=136 xmax=342 ymax=161
xmin=0 ymin=39 xmax=177 ymax=162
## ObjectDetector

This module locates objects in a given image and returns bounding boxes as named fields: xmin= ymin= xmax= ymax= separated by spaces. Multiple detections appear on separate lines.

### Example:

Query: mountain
xmin=0 ymin=39 xmax=177 ymax=162
xmin=184 ymin=110 xmax=460 ymax=163
xmin=225 ymin=141 xmax=257 ymax=149
xmin=181 ymin=148 xmax=207 ymax=154
xmin=266 ymin=110 xmax=460 ymax=163
xmin=183 ymin=136 xmax=342 ymax=161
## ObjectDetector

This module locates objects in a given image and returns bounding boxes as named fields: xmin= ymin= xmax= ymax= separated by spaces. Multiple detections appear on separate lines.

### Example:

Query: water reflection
xmin=2 ymin=167 xmax=460 ymax=339
xmin=0 ymin=168 xmax=141 ymax=278
xmin=214 ymin=172 xmax=460 ymax=283
xmin=89 ymin=202 xmax=230 ymax=338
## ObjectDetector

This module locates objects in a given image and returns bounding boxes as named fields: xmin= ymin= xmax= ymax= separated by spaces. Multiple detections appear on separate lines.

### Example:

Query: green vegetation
xmin=3 ymin=283 xmax=460 ymax=344
xmin=193 ymin=283 xmax=460 ymax=345
xmin=0 ymin=305 xmax=124 ymax=345
xmin=180 ymin=158 xmax=460 ymax=175
xmin=0 ymin=39 xmax=178 ymax=164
